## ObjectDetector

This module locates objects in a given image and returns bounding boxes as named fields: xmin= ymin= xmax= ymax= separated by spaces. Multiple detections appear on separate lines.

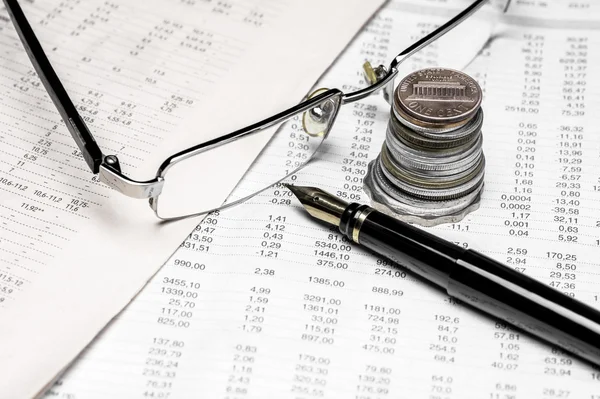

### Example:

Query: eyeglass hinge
xmin=99 ymin=155 xmax=164 ymax=199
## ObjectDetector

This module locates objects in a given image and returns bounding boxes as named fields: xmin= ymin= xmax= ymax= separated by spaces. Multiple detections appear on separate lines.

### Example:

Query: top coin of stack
xmin=395 ymin=68 xmax=482 ymax=131
xmin=363 ymin=68 xmax=485 ymax=226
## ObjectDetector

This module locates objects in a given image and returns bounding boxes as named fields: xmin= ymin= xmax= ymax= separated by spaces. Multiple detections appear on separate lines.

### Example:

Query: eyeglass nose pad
xmin=302 ymin=88 xmax=335 ymax=137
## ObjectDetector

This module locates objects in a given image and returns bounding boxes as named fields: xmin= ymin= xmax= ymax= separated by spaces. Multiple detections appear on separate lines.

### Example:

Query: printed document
xmin=45 ymin=1 xmax=600 ymax=398
xmin=0 ymin=0 xmax=385 ymax=397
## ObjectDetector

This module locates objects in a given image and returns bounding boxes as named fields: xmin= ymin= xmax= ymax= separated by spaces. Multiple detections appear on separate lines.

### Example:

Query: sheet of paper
xmin=0 ymin=0 xmax=385 ymax=397
xmin=39 ymin=0 xmax=600 ymax=398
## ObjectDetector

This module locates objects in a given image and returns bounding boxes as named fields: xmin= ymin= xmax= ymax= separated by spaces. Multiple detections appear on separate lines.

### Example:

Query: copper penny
xmin=395 ymin=68 xmax=482 ymax=126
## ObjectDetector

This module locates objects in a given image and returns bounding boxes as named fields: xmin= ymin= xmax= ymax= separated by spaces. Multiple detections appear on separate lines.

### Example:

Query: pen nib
xmin=284 ymin=184 xmax=349 ymax=226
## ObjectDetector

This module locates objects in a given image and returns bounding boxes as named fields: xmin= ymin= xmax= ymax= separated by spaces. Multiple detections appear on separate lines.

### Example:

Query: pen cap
xmin=448 ymin=249 xmax=600 ymax=366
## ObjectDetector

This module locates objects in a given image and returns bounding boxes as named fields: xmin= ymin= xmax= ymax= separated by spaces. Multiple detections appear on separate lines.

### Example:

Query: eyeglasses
xmin=4 ymin=0 xmax=510 ymax=220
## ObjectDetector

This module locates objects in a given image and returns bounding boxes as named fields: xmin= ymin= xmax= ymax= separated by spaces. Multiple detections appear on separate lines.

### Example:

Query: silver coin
xmin=363 ymin=161 xmax=483 ymax=227
xmin=379 ymin=149 xmax=485 ymax=198
xmin=372 ymin=156 xmax=485 ymax=202
xmin=389 ymin=110 xmax=483 ymax=150
xmin=394 ymin=108 xmax=484 ymax=141
xmin=384 ymin=135 xmax=484 ymax=175
xmin=395 ymin=68 xmax=482 ymax=126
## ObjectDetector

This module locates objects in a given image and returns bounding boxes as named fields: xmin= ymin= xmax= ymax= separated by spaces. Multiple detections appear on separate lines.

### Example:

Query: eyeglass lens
xmin=153 ymin=92 xmax=342 ymax=219
xmin=153 ymin=0 xmax=510 ymax=219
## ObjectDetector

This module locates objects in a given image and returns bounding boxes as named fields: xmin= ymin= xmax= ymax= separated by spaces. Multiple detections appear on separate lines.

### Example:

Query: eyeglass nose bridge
xmin=341 ymin=62 xmax=398 ymax=107
xmin=362 ymin=61 xmax=396 ymax=105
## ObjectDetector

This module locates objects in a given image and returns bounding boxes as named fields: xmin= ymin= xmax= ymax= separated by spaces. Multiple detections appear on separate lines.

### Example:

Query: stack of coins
xmin=363 ymin=68 xmax=485 ymax=226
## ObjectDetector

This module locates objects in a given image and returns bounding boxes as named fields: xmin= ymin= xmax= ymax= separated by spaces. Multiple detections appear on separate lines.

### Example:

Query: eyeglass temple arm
xmin=342 ymin=0 xmax=496 ymax=105
xmin=3 ymin=0 xmax=104 ymax=173
xmin=393 ymin=0 xmax=491 ymax=67
xmin=4 ymin=0 xmax=166 ymax=199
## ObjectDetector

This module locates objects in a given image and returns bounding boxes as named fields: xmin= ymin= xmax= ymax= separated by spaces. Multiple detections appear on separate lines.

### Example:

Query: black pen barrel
xmin=450 ymin=250 xmax=600 ymax=366
xmin=340 ymin=204 xmax=600 ymax=367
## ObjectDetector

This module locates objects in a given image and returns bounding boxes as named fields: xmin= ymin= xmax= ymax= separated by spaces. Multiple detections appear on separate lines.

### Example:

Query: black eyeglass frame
xmin=2 ymin=0 xmax=509 ymax=219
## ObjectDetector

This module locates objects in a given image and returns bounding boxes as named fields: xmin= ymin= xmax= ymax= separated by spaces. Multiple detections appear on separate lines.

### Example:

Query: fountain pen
xmin=285 ymin=184 xmax=600 ymax=367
